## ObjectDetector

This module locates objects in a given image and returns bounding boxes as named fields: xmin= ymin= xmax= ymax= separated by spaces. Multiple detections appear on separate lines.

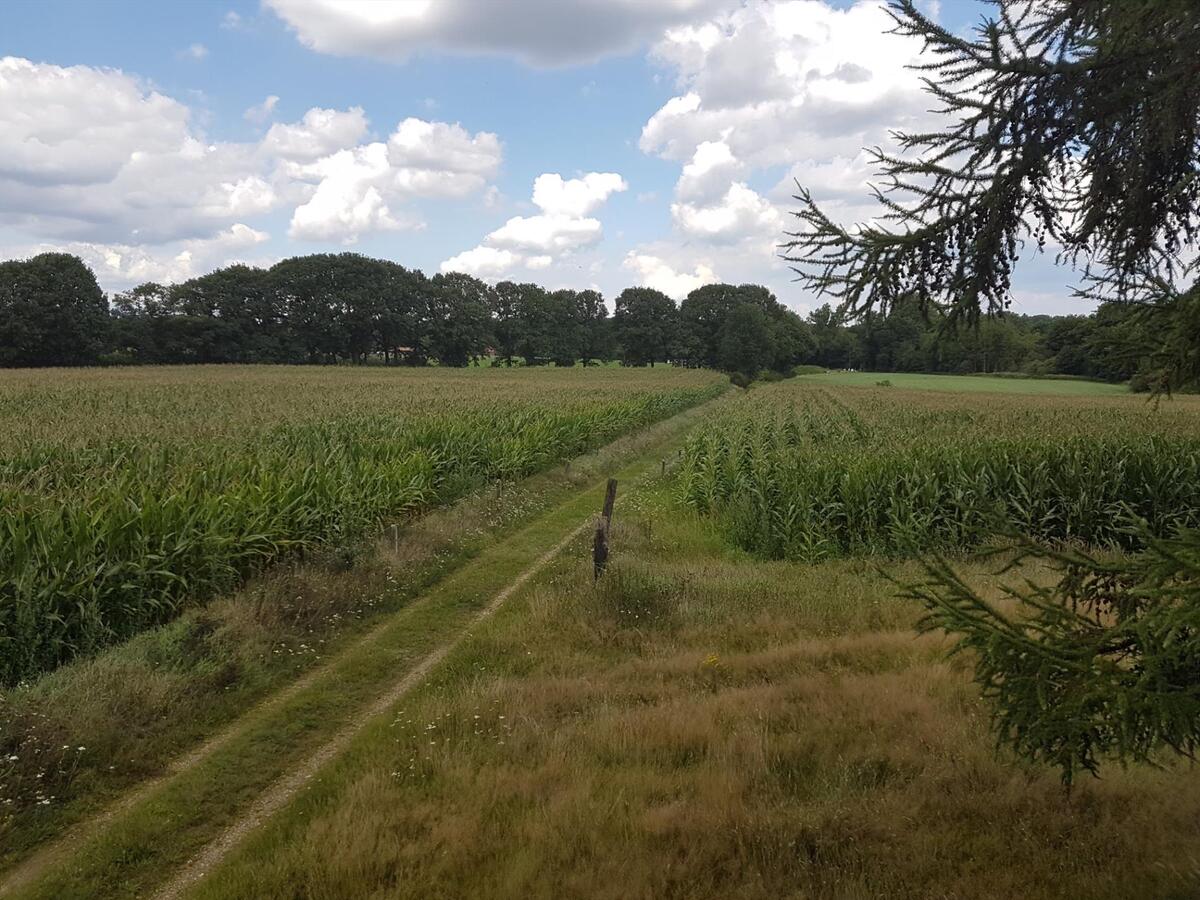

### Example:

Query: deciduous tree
xmin=0 ymin=253 xmax=109 ymax=367
xmin=613 ymin=287 xmax=677 ymax=367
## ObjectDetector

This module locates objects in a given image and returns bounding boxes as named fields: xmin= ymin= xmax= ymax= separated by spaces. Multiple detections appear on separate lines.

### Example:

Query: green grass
xmin=799 ymin=370 xmax=1129 ymax=395
xmin=2 ymin=393 xmax=731 ymax=900
xmin=9 ymin=376 xmax=1200 ymax=898
xmin=187 ymin=475 xmax=1200 ymax=900
xmin=0 ymin=365 xmax=724 ymax=683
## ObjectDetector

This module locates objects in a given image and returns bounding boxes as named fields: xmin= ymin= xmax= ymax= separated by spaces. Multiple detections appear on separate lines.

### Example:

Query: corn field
xmin=0 ymin=366 xmax=724 ymax=684
xmin=679 ymin=382 xmax=1200 ymax=561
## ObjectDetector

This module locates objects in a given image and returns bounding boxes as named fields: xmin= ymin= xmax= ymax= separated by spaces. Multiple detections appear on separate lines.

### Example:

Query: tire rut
xmin=152 ymin=516 xmax=592 ymax=900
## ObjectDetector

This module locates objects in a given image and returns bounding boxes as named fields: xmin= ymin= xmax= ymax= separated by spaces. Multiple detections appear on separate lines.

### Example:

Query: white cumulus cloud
xmin=626 ymin=0 xmax=936 ymax=308
xmin=441 ymin=171 xmax=627 ymax=278
xmin=262 ymin=106 xmax=369 ymax=161
xmin=487 ymin=216 xmax=603 ymax=254
xmin=265 ymin=0 xmax=731 ymax=67
xmin=0 ymin=57 xmax=503 ymax=279
xmin=179 ymin=43 xmax=209 ymax=61
xmin=5 ymin=223 xmax=270 ymax=287
xmin=641 ymin=1 xmax=931 ymax=189
xmin=674 ymin=139 xmax=741 ymax=204
xmin=439 ymin=246 xmax=521 ymax=278
xmin=0 ymin=57 xmax=275 ymax=245
xmin=287 ymin=144 xmax=410 ymax=242
xmin=531 ymin=172 xmax=628 ymax=218
xmin=287 ymin=118 xmax=502 ymax=243
xmin=386 ymin=118 xmax=502 ymax=196
xmin=0 ymin=56 xmax=191 ymax=189
xmin=623 ymin=252 xmax=716 ymax=299
xmin=668 ymin=140 xmax=782 ymax=244
xmin=243 ymin=94 xmax=281 ymax=124
xmin=672 ymin=181 xmax=782 ymax=244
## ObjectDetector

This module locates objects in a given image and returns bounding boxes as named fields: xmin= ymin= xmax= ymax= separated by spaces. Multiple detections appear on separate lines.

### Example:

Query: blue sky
xmin=2 ymin=0 xmax=1089 ymax=314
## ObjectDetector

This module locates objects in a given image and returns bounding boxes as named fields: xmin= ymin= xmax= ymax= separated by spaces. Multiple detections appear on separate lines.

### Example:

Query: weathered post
xmin=601 ymin=478 xmax=617 ymax=525
xmin=593 ymin=478 xmax=618 ymax=580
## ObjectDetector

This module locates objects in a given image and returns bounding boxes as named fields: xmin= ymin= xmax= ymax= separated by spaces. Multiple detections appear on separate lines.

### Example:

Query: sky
xmin=1 ymin=0 xmax=1094 ymax=315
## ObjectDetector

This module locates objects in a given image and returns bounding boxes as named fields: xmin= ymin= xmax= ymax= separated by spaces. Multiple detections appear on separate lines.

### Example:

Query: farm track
xmin=0 ymin=644 xmax=338 ymax=897
xmin=0 ymin=396 xmax=720 ymax=900
xmin=152 ymin=517 xmax=594 ymax=900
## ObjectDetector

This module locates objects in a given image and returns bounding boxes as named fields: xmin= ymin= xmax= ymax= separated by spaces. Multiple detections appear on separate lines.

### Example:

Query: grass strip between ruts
xmin=8 ymin=402 xmax=712 ymax=900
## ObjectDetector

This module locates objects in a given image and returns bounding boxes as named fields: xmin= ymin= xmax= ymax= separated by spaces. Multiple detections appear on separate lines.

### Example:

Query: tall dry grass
xmin=193 ymin=479 xmax=1200 ymax=900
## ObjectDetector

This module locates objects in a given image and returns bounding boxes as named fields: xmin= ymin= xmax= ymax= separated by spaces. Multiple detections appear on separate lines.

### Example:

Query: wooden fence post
xmin=601 ymin=478 xmax=617 ymax=525
xmin=593 ymin=478 xmax=618 ymax=580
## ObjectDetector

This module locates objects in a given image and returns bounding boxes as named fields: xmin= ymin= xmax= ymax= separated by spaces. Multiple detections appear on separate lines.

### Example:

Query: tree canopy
xmin=0 ymin=253 xmax=109 ymax=367
xmin=613 ymin=287 xmax=678 ymax=367
xmin=783 ymin=0 xmax=1200 ymax=783
xmin=784 ymin=0 xmax=1200 ymax=388
xmin=0 ymin=246 xmax=1170 ymax=384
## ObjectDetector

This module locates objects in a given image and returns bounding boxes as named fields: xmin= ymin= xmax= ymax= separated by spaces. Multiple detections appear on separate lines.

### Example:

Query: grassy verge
xmin=799 ymin=370 xmax=1131 ymax=395
xmin=192 ymin=478 xmax=1200 ymax=900
xmin=4 ymin=394 xmax=730 ymax=900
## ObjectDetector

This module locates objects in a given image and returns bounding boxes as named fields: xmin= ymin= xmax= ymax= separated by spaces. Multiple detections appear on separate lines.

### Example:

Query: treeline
xmin=0 ymin=252 xmax=812 ymax=374
xmin=0 ymin=250 xmax=1161 ymax=383
xmin=808 ymin=299 xmax=1156 ymax=386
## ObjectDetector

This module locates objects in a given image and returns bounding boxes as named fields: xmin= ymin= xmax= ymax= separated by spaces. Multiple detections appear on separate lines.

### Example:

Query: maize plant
xmin=0 ymin=365 xmax=725 ymax=684
xmin=679 ymin=382 xmax=1200 ymax=561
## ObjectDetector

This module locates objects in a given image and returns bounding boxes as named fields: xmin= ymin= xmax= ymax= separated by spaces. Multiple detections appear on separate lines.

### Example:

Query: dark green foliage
xmin=806 ymin=304 xmax=858 ymax=369
xmin=768 ymin=309 xmax=815 ymax=373
xmin=1088 ymin=286 xmax=1200 ymax=394
xmin=677 ymin=283 xmax=743 ymax=368
xmin=613 ymin=287 xmax=677 ymax=367
xmin=427 ymin=272 xmax=493 ymax=366
xmin=489 ymin=281 xmax=523 ymax=365
xmin=718 ymin=304 xmax=775 ymax=379
xmin=511 ymin=285 xmax=585 ymax=366
xmin=781 ymin=0 xmax=1200 ymax=779
xmin=0 ymin=253 xmax=109 ymax=367
xmin=908 ymin=530 xmax=1200 ymax=785
xmin=575 ymin=289 xmax=612 ymax=365
xmin=804 ymin=299 xmax=1149 ymax=380
xmin=546 ymin=290 xmax=585 ymax=367
xmin=170 ymin=265 xmax=286 ymax=362
xmin=678 ymin=283 xmax=813 ymax=376
xmin=784 ymin=0 xmax=1200 ymax=344
xmin=1 ymin=248 xmax=1162 ymax=379
xmin=376 ymin=263 xmax=431 ymax=365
